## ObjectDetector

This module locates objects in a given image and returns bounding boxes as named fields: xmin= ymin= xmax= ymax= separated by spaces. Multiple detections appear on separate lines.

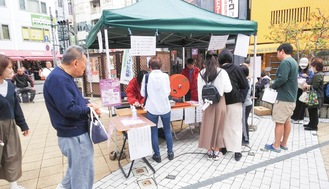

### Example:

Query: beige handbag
xmin=298 ymin=91 xmax=309 ymax=104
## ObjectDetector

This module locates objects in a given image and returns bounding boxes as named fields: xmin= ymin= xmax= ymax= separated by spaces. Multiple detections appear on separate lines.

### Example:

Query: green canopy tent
xmin=85 ymin=0 xmax=258 ymax=49
xmin=85 ymin=0 xmax=259 ymax=138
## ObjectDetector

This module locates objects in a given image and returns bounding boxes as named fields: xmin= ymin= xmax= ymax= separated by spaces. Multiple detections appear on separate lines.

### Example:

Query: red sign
xmin=214 ymin=0 xmax=222 ymax=14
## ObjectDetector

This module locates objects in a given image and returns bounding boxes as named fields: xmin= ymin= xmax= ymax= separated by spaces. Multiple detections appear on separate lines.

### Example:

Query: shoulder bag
xmin=89 ymin=107 xmax=108 ymax=144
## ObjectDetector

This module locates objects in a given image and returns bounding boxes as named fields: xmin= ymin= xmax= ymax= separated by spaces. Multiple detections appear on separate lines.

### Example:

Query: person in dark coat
xmin=11 ymin=68 xmax=36 ymax=103
xmin=303 ymin=58 xmax=324 ymax=131
xmin=218 ymin=49 xmax=248 ymax=161
xmin=255 ymin=71 xmax=271 ymax=105
xmin=0 ymin=54 xmax=29 ymax=189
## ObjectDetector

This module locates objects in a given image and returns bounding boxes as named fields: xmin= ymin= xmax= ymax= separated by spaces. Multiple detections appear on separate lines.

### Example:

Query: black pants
xmin=242 ymin=105 xmax=252 ymax=144
xmin=291 ymin=88 xmax=307 ymax=120
xmin=185 ymin=90 xmax=191 ymax=101
xmin=307 ymin=108 xmax=318 ymax=129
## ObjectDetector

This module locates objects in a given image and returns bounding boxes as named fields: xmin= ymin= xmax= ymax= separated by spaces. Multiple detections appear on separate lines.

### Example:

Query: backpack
xmin=324 ymin=82 xmax=329 ymax=104
xmin=325 ymin=82 xmax=329 ymax=98
xmin=201 ymin=70 xmax=221 ymax=104
xmin=143 ymin=73 xmax=149 ymax=106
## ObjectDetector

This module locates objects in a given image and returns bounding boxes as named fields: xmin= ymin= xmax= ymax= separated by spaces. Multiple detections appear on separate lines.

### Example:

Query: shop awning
xmin=0 ymin=49 xmax=62 ymax=61
xmin=9 ymin=56 xmax=24 ymax=61
xmin=24 ymin=56 xmax=54 ymax=61
xmin=248 ymin=43 xmax=280 ymax=54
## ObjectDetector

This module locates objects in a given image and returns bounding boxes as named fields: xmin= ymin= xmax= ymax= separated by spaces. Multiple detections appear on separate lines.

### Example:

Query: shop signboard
xmin=214 ymin=0 xmax=239 ymax=18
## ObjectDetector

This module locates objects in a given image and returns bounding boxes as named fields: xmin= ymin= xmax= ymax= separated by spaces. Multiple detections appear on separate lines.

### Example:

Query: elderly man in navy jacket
xmin=44 ymin=45 xmax=101 ymax=189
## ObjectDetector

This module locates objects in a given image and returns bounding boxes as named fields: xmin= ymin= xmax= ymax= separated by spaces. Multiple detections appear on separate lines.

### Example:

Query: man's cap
xmin=299 ymin=57 xmax=308 ymax=66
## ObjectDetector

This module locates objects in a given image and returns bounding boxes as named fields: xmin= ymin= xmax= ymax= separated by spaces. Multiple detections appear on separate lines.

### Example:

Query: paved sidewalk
xmin=0 ymin=97 xmax=328 ymax=189
xmin=94 ymin=116 xmax=329 ymax=189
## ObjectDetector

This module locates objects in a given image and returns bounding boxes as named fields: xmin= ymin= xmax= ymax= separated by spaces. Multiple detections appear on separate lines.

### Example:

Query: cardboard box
xmin=254 ymin=106 xmax=272 ymax=116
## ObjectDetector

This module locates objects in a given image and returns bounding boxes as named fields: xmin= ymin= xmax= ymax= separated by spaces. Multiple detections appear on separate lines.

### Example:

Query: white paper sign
xmin=234 ymin=34 xmax=250 ymax=57
xmin=171 ymin=109 xmax=184 ymax=121
xmin=262 ymin=88 xmax=278 ymax=104
xmin=130 ymin=36 xmax=156 ymax=56
xmin=249 ymin=56 xmax=262 ymax=80
xmin=208 ymin=35 xmax=229 ymax=50
xmin=184 ymin=107 xmax=196 ymax=124
xmin=120 ymin=117 xmax=145 ymax=126
xmin=127 ymin=126 xmax=152 ymax=160
xmin=196 ymin=106 xmax=203 ymax=123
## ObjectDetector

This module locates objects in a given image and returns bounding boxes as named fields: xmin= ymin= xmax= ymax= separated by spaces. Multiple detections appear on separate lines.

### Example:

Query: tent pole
xmin=104 ymin=28 xmax=111 ymax=79
xmin=86 ymin=50 xmax=93 ymax=100
xmin=251 ymin=35 xmax=257 ymax=128
xmin=182 ymin=47 xmax=185 ymax=69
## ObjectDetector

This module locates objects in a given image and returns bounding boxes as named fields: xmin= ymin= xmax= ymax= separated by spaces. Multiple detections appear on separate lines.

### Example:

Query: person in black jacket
xmin=255 ymin=71 xmax=271 ymax=105
xmin=218 ymin=49 xmax=248 ymax=161
xmin=11 ymin=68 xmax=36 ymax=103
xmin=0 ymin=54 xmax=29 ymax=189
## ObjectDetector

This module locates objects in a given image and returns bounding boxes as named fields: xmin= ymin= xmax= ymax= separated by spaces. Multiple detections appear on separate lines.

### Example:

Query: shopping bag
xmin=298 ymin=91 xmax=309 ymax=103
xmin=308 ymin=88 xmax=319 ymax=107
xmin=89 ymin=107 xmax=108 ymax=144
xmin=298 ymin=78 xmax=306 ymax=89
xmin=262 ymin=88 xmax=278 ymax=104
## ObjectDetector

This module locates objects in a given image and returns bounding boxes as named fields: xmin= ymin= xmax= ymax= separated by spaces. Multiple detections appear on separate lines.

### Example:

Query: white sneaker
xmin=56 ymin=183 xmax=65 ymax=189
xmin=213 ymin=151 xmax=223 ymax=161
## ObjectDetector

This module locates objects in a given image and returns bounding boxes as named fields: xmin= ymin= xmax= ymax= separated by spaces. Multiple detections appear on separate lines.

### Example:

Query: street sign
xmin=44 ymin=35 xmax=49 ymax=42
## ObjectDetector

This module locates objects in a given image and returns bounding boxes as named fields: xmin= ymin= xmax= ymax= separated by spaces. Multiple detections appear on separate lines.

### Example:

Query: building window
xmin=21 ymin=26 xmax=49 ymax=42
xmin=19 ymin=0 xmax=26 ymax=9
xmin=271 ymin=7 xmax=310 ymax=24
xmin=27 ymin=0 xmax=40 ymax=13
xmin=58 ymin=0 xmax=63 ymax=8
xmin=0 ymin=0 xmax=5 ymax=6
xmin=0 ymin=24 xmax=10 ymax=40
xmin=41 ymin=2 xmax=46 ymax=14
xmin=22 ymin=27 xmax=30 ymax=41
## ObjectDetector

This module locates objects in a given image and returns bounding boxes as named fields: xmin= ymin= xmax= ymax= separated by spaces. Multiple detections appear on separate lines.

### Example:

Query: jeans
xmin=147 ymin=112 xmax=173 ymax=156
xmin=58 ymin=133 xmax=94 ymax=189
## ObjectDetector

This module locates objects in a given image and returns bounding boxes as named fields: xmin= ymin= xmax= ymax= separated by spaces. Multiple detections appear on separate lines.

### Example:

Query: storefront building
xmin=250 ymin=0 xmax=329 ymax=78
xmin=0 ymin=0 xmax=61 ymax=80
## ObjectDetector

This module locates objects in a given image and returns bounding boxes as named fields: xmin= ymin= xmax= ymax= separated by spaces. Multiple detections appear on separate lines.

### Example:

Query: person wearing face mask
xmin=291 ymin=57 xmax=311 ymax=123
xmin=303 ymin=58 xmax=324 ymax=131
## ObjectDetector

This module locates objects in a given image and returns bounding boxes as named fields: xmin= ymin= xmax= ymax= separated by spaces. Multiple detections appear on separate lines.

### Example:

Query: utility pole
xmin=49 ymin=7 xmax=58 ymax=67
xmin=71 ymin=0 xmax=78 ymax=45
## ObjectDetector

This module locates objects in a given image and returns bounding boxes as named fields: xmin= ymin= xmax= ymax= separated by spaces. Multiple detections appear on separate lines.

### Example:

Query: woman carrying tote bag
xmin=303 ymin=58 xmax=324 ymax=131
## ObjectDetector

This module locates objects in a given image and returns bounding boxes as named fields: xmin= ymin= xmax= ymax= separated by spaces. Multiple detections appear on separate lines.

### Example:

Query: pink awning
xmin=0 ymin=49 xmax=62 ymax=61
xmin=24 ymin=56 xmax=54 ymax=61
xmin=9 ymin=56 xmax=24 ymax=61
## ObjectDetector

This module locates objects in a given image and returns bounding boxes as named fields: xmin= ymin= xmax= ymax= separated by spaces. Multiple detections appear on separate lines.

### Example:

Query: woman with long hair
xmin=197 ymin=53 xmax=232 ymax=160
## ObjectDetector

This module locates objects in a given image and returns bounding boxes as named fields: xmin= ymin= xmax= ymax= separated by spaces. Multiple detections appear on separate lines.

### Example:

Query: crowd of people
xmin=0 ymin=42 xmax=326 ymax=188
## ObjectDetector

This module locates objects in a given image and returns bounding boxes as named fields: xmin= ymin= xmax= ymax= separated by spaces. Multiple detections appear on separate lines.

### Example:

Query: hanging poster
xmin=208 ymin=35 xmax=229 ymax=50
xmin=120 ymin=49 xmax=134 ymax=85
xmin=130 ymin=36 xmax=156 ymax=56
xmin=99 ymin=78 xmax=121 ymax=107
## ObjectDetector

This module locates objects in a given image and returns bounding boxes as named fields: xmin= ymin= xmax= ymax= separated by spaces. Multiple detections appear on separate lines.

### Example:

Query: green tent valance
xmin=86 ymin=0 xmax=258 ymax=49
